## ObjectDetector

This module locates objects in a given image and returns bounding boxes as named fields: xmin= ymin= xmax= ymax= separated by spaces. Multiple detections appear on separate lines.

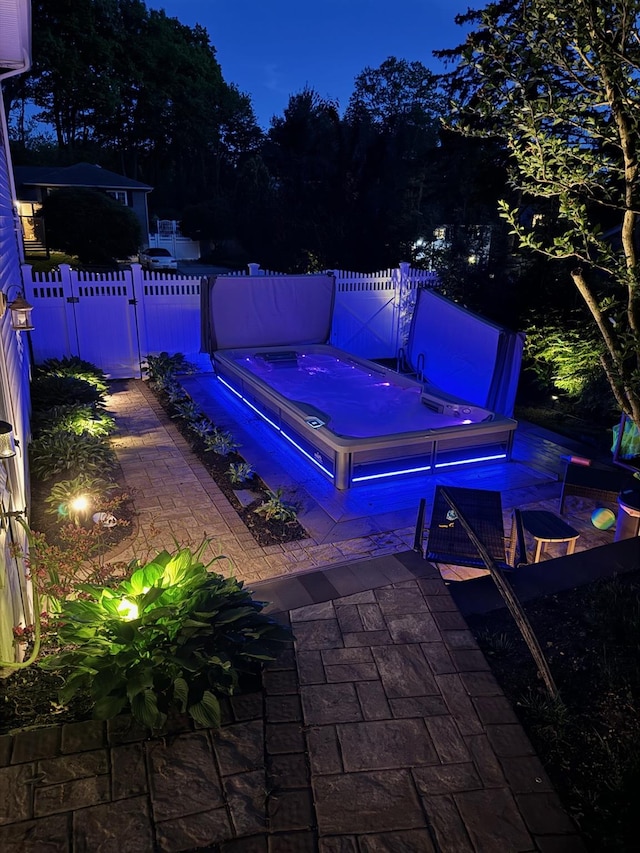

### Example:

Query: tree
xmin=263 ymin=88 xmax=345 ymax=270
xmin=41 ymin=188 xmax=141 ymax=264
xmin=343 ymin=57 xmax=444 ymax=268
xmin=438 ymin=0 xmax=640 ymax=427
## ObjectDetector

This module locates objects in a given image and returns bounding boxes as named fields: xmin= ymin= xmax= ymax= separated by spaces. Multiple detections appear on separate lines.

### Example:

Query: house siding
xmin=0 ymin=76 xmax=33 ymax=660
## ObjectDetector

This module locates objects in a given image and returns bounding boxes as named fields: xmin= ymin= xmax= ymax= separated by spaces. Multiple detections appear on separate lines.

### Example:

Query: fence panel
xmin=330 ymin=268 xmax=399 ymax=358
xmin=72 ymin=269 xmax=141 ymax=378
xmin=23 ymin=265 xmax=77 ymax=361
xmin=24 ymin=263 xmax=439 ymax=377
xmin=134 ymin=267 xmax=211 ymax=371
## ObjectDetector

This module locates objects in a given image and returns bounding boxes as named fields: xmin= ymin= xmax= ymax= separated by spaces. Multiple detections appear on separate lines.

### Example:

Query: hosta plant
xmin=171 ymin=398 xmax=201 ymax=422
xmin=30 ymin=431 xmax=117 ymax=480
xmin=189 ymin=416 xmax=215 ymax=440
xmin=40 ymin=546 xmax=291 ymax=731
xmin=204 ymin=428 xmax=240 ymax=456
xmin=31 ymin=375 xmax=106 ymax=411
xmin=227 ymin=462 xmax=255 ymax=485
xmin=143 ymin=352 xmax=194 ymax=386
xmin=33 ymin=404 xmax=116 ymax=438
xmin=35 ymin=356 xmax=109 ymax=394
xmin=45 ymin=475 xmax=117 ymax=522
xmin=254 ymin=489 xmax=298 ymax=522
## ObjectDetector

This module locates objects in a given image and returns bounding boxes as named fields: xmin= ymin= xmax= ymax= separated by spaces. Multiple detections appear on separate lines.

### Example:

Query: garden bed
xmin=468 ymin=571 xmax=640 ymax=852
xmin=142 ymin=372 xmax=309 ymax=547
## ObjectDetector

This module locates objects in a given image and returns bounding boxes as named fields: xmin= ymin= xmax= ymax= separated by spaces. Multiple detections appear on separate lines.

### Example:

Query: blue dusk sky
xmin=146 ymin=0 xmax=472 ymax=129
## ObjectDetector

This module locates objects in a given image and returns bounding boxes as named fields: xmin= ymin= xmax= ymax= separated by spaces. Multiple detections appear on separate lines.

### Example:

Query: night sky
xmin=146 ymin=0 xmax=471 ymax=129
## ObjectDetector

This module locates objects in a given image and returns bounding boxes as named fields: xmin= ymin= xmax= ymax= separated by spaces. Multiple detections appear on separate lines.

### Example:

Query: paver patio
xmin=0 ymin=376 xmax=609 ymax=850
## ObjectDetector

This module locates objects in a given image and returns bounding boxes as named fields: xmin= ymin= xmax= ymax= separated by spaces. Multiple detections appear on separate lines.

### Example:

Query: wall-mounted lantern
xmin=0 ymin=420 xmax=17 ymax=458
xmin=1 ymin=289 xmax=35 ymax=331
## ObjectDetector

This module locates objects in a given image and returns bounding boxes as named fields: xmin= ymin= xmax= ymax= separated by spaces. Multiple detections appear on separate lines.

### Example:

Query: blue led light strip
xmin=352 ymin=463 xmax=432 ymax=483
xmin=216 ymin=375 xmax=335 ymax=479
xmin=217 ymin=375 xmax=506 ymax=486
xmin=435 ymin=453 xmax=507 ymax=469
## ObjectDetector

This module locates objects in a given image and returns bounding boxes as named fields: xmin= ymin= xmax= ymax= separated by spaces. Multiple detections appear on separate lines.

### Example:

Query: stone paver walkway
xmin=0 ymin=553 xmax=586 ymax=851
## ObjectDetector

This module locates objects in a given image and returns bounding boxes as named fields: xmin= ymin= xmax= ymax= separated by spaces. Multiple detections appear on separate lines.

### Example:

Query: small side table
xmin=519 ymin=510 xmax=580 ymax=563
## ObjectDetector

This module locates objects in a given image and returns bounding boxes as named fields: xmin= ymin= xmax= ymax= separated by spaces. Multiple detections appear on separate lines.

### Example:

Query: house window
xmin=106 ymin=190 xmax=128 ymax=205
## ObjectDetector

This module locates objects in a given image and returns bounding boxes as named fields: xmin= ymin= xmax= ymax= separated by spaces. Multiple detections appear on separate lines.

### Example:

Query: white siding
xmin=0 ymin=72 xmax=33 ymax=660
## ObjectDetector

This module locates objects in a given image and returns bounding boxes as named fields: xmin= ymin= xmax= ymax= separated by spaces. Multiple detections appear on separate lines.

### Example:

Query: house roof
xmin=13 ymin=163 xmax=152 ymax=192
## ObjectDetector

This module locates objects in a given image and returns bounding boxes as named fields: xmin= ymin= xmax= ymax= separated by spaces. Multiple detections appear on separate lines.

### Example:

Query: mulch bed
xmin=467 ymin=570 xmax=640 ymax=852
xmin=147 ymin=383 xmax=309 ymax=547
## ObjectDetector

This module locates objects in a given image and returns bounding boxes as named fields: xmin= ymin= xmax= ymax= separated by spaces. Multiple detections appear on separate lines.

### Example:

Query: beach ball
xmin=591 ymin=507 xmax=616 ymax=530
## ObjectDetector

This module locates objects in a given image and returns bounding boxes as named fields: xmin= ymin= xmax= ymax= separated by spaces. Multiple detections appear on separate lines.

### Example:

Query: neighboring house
xmin=13 ymin=162 xmax=153 ymax=255
xmin=0 ymin=0 xmax=34 ymax=661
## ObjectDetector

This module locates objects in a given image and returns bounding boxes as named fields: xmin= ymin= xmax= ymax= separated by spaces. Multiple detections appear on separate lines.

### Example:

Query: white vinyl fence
xmin=24 ymin=262 xmax=439 ymax=379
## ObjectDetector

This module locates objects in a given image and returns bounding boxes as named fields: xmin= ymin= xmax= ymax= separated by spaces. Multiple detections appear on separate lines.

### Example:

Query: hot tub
xmin=213 ymin=344 xmax=517 ymax=489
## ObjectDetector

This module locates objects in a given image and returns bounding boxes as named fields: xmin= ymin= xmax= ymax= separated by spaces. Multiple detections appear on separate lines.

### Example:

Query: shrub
xmin=31 ymin=375 xmax=106 ymax=412
xmin=25 ymin=526 xmax=123 ymax=612
xmin=40 ymin=546 xmax=292 ymax=730
xmin=31 ymin=431 xmax=117 ymax=480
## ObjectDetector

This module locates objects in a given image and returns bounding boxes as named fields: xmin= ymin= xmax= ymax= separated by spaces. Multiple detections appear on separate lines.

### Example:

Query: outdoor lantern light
xmin=0 ymin=287 xmax=35 ymax=331
xmin=7 ymin=293 xmax=35 ymax=331
xmin=0 ymin=421 xmax=17 ymax=458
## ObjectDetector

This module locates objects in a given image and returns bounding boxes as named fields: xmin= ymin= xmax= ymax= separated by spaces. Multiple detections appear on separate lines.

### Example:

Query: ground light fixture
xmin=68 ymin=493 xmax=91 ymax=525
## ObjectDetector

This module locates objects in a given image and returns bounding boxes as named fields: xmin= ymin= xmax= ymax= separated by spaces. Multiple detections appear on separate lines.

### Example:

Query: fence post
xmin=58 ymin=264 xmax=80 ymax=356
xmin=130 ymin=263 xmax=148 ymax=365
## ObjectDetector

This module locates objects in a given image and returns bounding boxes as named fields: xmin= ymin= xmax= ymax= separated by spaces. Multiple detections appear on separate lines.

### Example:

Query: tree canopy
xmin=41 ymin=187 xmax=141 ymax=264
xmin=6 ymin=3 xmax=507 ymax=277
xmin=438 ymin=0 xmax=640 ymax=426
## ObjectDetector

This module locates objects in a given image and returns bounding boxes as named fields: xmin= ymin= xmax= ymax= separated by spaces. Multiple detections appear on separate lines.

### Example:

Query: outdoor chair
xmin=414 ymin=486 xmax=528 ymax=571
xmin=559 ymin=458 xmax=634 ymax=515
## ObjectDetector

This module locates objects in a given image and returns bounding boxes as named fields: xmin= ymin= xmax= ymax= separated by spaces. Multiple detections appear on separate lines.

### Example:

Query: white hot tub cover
xmin=201 ymin=273 xmax=336 ymax=352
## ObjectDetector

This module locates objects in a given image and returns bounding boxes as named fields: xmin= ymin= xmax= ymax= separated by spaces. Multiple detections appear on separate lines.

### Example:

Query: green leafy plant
xmin=476 ymin=628 xmax=517 ymax=658
xmin=143 ymin=352 xmax=194 ymax=386
xmin=204 ymin=428 xmax=240 ymax=456
xmin=163 ymin=379 xmax=188 ymax=404
xmin=40 ymin=546 xmax=291 ymax=730
xmin=25 ymin=525 xmax=126 ymax=613
xmin=33 ymin=404 xmax=116 ymax=438
xmin=30 ymin=431 xmax=117 ymax=480
xmin=188 ymin=417 xmax=214 ymax=440
xmin=227 ymin=462 xmax=255 ymax=485
xmin=45 ymin=475 xmax=117 ymax=523
xmin=171 ymin=398 xmax=202 ymax=422
xmin=254 ymin=489 xmax=298 ymax=522
xmin=35 ymin=357 xmax=109 ymax=394
xmin=31 ymin=375 xmax=106 ymax=411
